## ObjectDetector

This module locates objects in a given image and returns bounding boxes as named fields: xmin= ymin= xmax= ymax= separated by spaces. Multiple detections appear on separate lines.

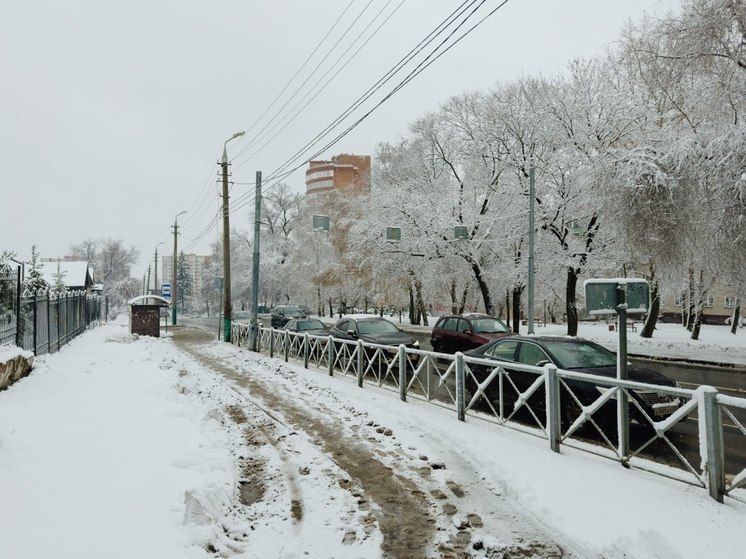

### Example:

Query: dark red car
xmin=430 ymin=313 xmax=512 ymax=354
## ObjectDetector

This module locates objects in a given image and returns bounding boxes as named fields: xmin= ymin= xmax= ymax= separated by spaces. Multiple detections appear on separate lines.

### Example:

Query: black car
xmin=463 ymin=336 xmax=681 ymax=427
xmin=283 ymin=318 xmax=328 ymax=336
xmin=430 ymin=313 xmax=511 ymax=354
xmin=270 ymin=305 xmax=307 ymax=328
xmin=329 ymin=316 xmax=420 ymax=364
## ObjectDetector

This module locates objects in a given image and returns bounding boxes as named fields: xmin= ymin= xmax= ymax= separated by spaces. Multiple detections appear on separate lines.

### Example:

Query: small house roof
xmin=128 ymin=295 xmax=171 ymax=307
xmin=40 ymin=261 xmax=93 ymax=288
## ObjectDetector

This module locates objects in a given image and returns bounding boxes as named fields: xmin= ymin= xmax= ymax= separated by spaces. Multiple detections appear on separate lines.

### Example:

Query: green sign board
xmin=214 ymin=276 xmax=223 ymax=290
xmin=386 ymin=227 xmax=401 ymax=242
xmin=584 ymin=278 xmax=650 ymax=315
xmin=313 ymin=215 xmax=330 ymax=232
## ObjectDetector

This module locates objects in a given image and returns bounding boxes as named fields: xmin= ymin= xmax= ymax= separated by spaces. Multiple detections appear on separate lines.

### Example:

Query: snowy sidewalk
xmin=0 ymin=324 xmax=240 ymax=559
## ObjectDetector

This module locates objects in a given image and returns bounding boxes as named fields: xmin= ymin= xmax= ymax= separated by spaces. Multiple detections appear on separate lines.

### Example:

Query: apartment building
xmin=305 ymin=154 xmax=371 ymax=194
xmin=161 ymin=254 xmax=212 ymax=297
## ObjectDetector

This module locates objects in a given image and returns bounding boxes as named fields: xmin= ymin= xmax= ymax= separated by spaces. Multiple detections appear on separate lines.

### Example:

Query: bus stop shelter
xmin=127 ymin=295 xmax=171 ymax=337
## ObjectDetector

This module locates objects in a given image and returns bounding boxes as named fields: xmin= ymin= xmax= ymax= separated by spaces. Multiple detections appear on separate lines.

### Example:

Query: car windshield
xmin=471 ymin=318 xmax=510 ymax=334
xmin=284 ymin=307 xmax=304 ymax=317
xmin=357 ymin=319 xmax=400 ymax=335
xmin=543 ymin=341 xmax=616 ymax=369
xmin=297 ymin=320 xmax=324 ymax=331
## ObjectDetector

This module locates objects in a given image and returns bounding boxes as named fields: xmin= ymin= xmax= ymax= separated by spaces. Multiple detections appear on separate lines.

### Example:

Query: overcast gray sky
xmin=1 ymin=0 xmax=680 ymax=275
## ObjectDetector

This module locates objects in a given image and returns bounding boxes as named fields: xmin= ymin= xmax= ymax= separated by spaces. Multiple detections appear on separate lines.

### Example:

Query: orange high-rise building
xmin=305 ymin=154 xmax=371 ymax=194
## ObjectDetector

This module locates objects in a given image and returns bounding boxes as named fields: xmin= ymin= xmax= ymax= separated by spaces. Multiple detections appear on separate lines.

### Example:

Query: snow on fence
xmin=231 ymin=323 xmax=746 ymax=504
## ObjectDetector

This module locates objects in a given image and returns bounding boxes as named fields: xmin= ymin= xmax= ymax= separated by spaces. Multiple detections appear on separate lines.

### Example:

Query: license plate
xmin=653 ymin=404 xmax=678 ymax=417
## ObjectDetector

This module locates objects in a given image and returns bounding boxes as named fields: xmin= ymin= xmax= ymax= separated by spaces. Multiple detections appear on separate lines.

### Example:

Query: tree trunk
xmin=731 ymin=301 xmax=740 ymax=335
xmin=691 ymin=269 xmax=705 ymax=340
xmin=566 ymin=267 xmax=579 ymax=337
xmin=686 ymin=268 xmax=695 ymax=331
xmin=450 ymin=281 xmax=457 ymax=314
xmin=415 ymin=278 xmax=428 ymax=326
xmin=459 ymin=284 xmax=469 ymax=314
xmin=470 ymin=262 xmax=494 ymax=315
xmin=408 ymin=284 xmax=415 ymax=324
xmin=328 ymin=297 xmax=333 ymax=318
xmin=691 ymin=307 xmax=703 ymax=340
xmin=641 ymin=262 xmax=660 ymax=338
xmin=505 ymin=290 xmax=510 ymax=323
xmin=511 ymin=286 xmax=522 ymax=333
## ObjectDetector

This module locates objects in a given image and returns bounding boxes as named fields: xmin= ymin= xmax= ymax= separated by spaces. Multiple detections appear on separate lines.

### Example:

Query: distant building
xmin=161 ymin=254 xmax=211 ymax=297
xmin=305 ymin=154 xmax=371 ymax=195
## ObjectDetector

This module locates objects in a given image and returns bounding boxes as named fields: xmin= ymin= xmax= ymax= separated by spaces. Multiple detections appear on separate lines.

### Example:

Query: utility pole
xmin=146 ymin=265 xmax=151 ymax=296
xmin=171 ymin=211 xmax=187 ymax=325
xmin=248 ymin=170 xmax=262 ymax=351
xmin=221 ymin=130 xmax=246 ymax=342
xmin=154 ymin=241 xmax=164 ymax=294
xmin=527 ymin=145 xmax=536 ymax=335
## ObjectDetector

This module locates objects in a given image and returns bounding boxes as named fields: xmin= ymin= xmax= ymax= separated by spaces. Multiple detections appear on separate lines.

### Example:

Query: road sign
xmin=584 ymin=278 xmax=649 ymax=315
xmin=161 ymin=282 xmax=171 ymax=299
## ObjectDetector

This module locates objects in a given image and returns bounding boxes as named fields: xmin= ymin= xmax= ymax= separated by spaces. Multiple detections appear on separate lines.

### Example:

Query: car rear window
xmin=471 ymin=318 xmax=509 ymax=333
xmin=544 ymin=341 xmax=616 ymax=369
xmin=358 ymin=319 xmax=399 ymax=334
xmin=443 ymin=318 xmax=458 ymax=331
xmin=485 ymin=340 xmax=519 ymax=361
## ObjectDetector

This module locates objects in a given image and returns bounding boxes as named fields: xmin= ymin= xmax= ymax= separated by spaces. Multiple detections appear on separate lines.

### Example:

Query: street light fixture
xmin=172 ymin=210 xmax=187 ymax=325
xmin=221 ymin=130 xmax=246 ymax=342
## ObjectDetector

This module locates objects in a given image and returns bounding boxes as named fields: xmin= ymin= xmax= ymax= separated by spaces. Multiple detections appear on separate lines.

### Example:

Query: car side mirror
xmin=347 ymin=328 xmax=357 ymax=338
xmin=536 ymin=360 xmax=551 ymax=367
xmin=464 ymin=330 xmax=473 ymax=336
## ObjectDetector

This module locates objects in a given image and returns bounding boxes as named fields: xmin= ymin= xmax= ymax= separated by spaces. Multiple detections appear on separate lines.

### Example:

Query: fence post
xmin=33 ymin=293 xmax=38 ymax=354
xmin=456 ymin=352 xmax=465 ymax=422
xmin=699 ymin=386 xmax=725 ymax=502
xmin=327 ymin=335 xmax=334 ymax=376
xmin=47 ymin=294 xmax=51 ymax=353
xmin=284 ymin=330 xmax=289 ymax=362
xmin=15 ymin=266 xmax=21 ymax=347
xmin=303 ymin=333 xmax=309 ymax=369
xmin=57 ymin=297 xmax=61 ymax=351
xmin=546 ymin=366 xmax=561 ymax=453
xmin=269 ymin=327 xmax=275 ymax=358
xmin=399 ymin=345 xmax=407 ymax=402
xmin=356 ymin=339 xmax=364 ymax=388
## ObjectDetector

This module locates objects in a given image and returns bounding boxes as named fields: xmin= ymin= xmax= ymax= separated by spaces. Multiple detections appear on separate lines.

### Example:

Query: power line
xmin=230 ymin=0 xmax=358 ymax=161
xmin=230 ymin=0 xmax=507 ymax=217
xmin=233 ymin=0 xmax=406 ymax=169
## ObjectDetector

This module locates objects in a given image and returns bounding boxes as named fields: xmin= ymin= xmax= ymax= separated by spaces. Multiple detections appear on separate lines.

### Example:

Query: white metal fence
xmin=232 ymin=323 xmax=746 ymax=503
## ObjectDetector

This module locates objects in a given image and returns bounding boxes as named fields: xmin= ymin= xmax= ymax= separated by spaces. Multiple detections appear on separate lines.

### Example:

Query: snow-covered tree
xmin=24 ymin=245 xmax=49 ymax=296
xmin=50 ymin=261 xmax=67 ymax=298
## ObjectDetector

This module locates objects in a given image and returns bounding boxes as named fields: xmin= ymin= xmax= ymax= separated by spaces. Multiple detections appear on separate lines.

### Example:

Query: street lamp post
xmin=172 ymin=211 xmax=187 ymax=325
xmin=221 ymin=130 xmax=246 ymax=342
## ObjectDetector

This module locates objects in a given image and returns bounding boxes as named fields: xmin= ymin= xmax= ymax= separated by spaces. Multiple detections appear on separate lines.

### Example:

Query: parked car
xmin=283 ymin=318 xmax=328 ymax=336
xmin=270 ymin=305 xmax=307 ymax=328
xmin=463 ymin=336 xmax=681 ymax=426
xmin=329 ymin=316 xmax=420 ymax=365
xmin=430 ymin=313 xmax=511 ymax=354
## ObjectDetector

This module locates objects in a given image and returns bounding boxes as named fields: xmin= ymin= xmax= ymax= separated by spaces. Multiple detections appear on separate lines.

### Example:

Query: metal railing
xmin=232 ymin=323 xmax=746 ymax=503
xmin=5 ymin=291 xmax=100 ymax=356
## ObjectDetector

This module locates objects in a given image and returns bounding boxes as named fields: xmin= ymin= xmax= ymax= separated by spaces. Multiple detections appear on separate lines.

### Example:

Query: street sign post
xmin=584 ymin=277 xmax=650 ymax=463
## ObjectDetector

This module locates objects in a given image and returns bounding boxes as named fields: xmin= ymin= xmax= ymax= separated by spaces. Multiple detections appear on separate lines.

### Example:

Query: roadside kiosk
xmin=127 ymin=295 xmax=171 ymax=337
